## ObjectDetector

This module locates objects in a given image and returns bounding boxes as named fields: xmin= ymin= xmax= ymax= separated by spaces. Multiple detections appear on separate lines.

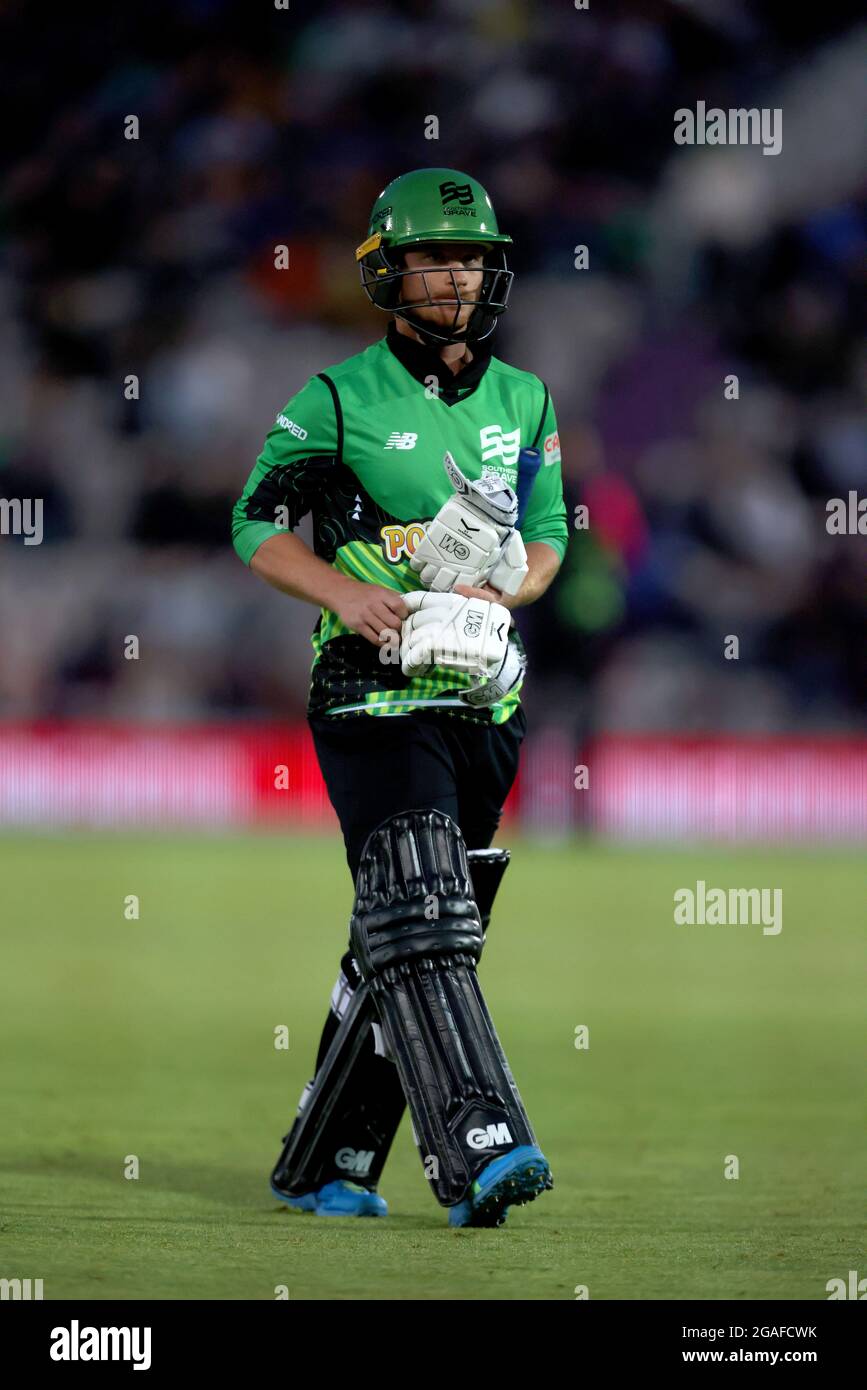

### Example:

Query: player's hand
xmin=399 ymin=590 xmax=510 ymax=678
xmin=399 ymin=589 xmax=524 ymax=706
xmin=453 ymin=581 xmax=515 ymax=610
xmin=334 ymin=581 xmax=409 ymax=647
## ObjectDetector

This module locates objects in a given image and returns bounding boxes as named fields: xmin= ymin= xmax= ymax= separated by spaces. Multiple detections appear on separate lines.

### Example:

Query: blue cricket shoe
xmin=271 ymin=1177 xmax=387 ymax=1217
xmin=448 ymin=1144 xmax=552 ymax=1228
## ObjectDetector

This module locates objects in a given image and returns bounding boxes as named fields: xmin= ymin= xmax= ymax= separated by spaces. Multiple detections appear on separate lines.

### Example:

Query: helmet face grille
xmin=358 ymin=249 xmax=514 ymax=346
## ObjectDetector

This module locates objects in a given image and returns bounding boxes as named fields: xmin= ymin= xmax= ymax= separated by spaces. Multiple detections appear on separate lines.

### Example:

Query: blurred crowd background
xmin=1 ymin=0 xmax=865 ymax=736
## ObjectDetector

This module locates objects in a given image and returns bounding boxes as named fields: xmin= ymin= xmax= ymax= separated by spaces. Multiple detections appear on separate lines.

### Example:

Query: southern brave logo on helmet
xmin=439 ymin=180 xmax=474 ymax=207
xmin=356 ymin=168 xmax=514 ymax=346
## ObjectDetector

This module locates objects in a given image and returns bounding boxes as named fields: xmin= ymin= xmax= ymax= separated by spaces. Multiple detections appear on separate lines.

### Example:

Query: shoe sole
xmin=270 ymin=1182 xmax=387 ymax=1217
xmin=448 ymin=1145 xmax=553 ymax=1228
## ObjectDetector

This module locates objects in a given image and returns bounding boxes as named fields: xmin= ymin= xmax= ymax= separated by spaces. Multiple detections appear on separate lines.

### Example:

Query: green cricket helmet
xmin=356 ymin=168 xmax=514 ymax=346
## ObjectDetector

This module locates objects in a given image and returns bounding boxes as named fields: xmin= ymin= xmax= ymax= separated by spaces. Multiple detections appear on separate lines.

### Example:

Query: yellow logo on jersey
xmin=381 ymin=523 xmax=425 ymax=563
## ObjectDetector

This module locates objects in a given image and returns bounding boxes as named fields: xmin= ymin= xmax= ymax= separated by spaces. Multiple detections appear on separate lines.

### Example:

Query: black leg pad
xmin=269 ymin=843 xmax=511 ymax=1199
xmin=350 ymin=810 xmax=538 ymax=1206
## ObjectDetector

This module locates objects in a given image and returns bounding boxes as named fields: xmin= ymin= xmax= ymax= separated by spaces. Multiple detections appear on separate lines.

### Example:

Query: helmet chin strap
xmin=395 ymin=305 xmax=473 ymax=348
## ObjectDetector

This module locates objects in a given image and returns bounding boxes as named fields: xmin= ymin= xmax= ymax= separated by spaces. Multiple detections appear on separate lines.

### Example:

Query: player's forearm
xmin=248 ymin=532 xmax=355 ymax=611
xmin=500 ymin=541 xmax=562 ymax=610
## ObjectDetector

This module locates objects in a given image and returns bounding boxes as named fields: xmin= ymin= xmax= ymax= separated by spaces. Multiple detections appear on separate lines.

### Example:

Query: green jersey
xmin=231 ymin=323 xmax=568 ymax=723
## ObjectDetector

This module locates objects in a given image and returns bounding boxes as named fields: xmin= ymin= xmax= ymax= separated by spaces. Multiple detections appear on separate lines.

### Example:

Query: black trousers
xmin=309 ymin=705 xmax=527 ymax=882
xmin=294 ymin=707 xmax=527 ymax=1190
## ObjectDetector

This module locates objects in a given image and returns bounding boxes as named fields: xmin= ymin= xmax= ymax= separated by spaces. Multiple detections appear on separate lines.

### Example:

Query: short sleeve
xmin=231 ymin=375 xmax=339 ymax=566
xmin=521 ymin=389 xmax=569 ymax=563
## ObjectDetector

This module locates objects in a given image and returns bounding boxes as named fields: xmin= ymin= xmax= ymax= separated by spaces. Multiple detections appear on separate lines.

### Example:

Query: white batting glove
xmin=459 ymin=643 xmax=526 ymax=708
xmin=399 ymin=590 xmax=510 ymax=678
xmin=486 ymin=528 xmax=528 ymax=597
xmin=409 ymin=453 xmax=529 ymax=597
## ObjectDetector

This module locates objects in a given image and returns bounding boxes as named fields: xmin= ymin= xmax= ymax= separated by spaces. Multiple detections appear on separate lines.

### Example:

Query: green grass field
xmin=0 ymin=833 xmax=862 ymax=1301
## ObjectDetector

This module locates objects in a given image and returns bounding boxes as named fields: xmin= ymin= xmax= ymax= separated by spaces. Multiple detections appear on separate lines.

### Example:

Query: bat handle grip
xmin=515 ymin=447 xmax=542 ymax=528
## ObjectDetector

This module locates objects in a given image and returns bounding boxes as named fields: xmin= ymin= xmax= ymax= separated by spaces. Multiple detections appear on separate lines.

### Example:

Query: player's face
xmin=399 ymin=244 xmax=486 ymax=330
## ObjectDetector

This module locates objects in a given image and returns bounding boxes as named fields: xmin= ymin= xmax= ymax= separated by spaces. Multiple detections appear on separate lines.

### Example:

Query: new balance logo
xmin=335 ymin=1146 xmax=375 ymax=1175
xmin=480 ymin=425 xmax=521 ymax=468
xmin=384 ymin=432 xmax=418 ymax=450
xmin=466 ymin=1123 xmax=513 ymax=1150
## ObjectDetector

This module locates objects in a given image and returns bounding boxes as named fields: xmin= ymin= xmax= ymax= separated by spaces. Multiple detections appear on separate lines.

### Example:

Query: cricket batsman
xmin=231 ymin=168 xmax=568 ymax=1227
